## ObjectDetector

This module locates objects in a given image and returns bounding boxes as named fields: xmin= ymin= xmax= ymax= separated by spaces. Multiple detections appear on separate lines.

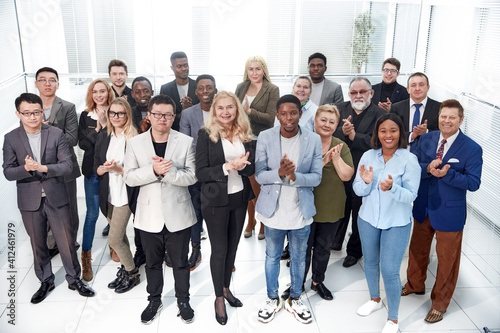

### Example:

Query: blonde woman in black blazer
xmin=196 ymin=91 xmax=255 ymax=325
xmin=235 ymin=56 xmax=279 ymax=240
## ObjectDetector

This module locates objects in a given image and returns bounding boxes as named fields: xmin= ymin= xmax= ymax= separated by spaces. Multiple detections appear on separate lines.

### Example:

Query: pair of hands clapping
xmin=97 ymin=159 xmax=122 ymax=176
xmin=24 ymin=155 xmax=48 ymax=173
xmin=322 ymin=143 xmax=343 ymax=167
xmin=358 ymin=164 xmax=393 ymax=192
xmin=279 ymin=154 xmax=296 ymax=182
xmin=225 ymin=152 xmax=251 ymax=171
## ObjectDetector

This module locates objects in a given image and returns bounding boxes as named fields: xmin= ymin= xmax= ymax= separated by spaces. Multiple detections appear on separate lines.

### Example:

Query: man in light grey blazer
xmin=308 ymin=52 xmax=344 ymax=105
xmin=34 ymin=67 xmax=81 ymax=256
xmin=179 ymin=74 xmax=217 ymax=270
xmin=124 ymin=94 xmax=197 ymax=325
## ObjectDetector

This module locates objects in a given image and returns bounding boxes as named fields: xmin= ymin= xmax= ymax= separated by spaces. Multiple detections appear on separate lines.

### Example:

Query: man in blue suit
xmin=255 ymin=95 xmax=322 ymax=324
xmin=402 ymin=99 xmax=482 ymax=323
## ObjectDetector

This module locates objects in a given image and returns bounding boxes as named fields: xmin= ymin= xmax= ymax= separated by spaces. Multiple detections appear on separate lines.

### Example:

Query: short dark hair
xmin=108 ymin=59 xmax=128 ymax=74
xmin=149 ymin=94 xmax=176 ymax=114
xmin=195 ymin=74 xmax=216 ymax=88
xmin=276 ymin=94 xmax=301 ymax=112
xmin=308 ymin=52 xmax=327 ymax=66
xmin=15 ymin=93 xmax=43 ymax=111
xmin=371 ymin=113 xmax=407 ymax=149
xmin=407 ymin=72 xmax=429 ymax=86
xmin=382 ymin=58 xmax=401 ymax=71
xmin=170 ymin=52 xmax=187 ymax=65
xmin=35 ymin=67 xmax=59 ymax=80
xmin=439 ymin=99 xmax=464 ymax=118
xmin=131 ymin=76 xmax=152 ymax=90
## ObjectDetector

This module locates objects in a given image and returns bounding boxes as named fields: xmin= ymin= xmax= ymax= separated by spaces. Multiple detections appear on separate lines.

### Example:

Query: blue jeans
xmin=82 ymin=174 xmax=100 ymax=252
xmin=358 ymin=216 xmax=411 ymax=320
xmin=265 ymin=225 xmax=310 ymax=299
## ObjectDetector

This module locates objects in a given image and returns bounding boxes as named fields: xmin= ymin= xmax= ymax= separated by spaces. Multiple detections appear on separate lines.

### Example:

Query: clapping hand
xmin=180 ymin=95 xmax=193 ymax=110
xmin=279 ymin=154 xmax=296 ymax=181
xmin=152 ymin=156 xmax=172 ymax=176
xmin=226 ymin=152 xmax=251 ymax=171
xmin=411 ymin=120 xmax=428 ymax=139
xmin=24 ymin=155 xmax=48 ymax=173
xmin=379 ymin=174 xmax=393 ymax=191
xmin=359 ymin=164 xmax=373 ymax=184
xmin=427 ymin=158 xmax=450 ymax=177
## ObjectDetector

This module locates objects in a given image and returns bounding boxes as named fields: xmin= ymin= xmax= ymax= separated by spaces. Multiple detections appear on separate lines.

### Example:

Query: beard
xmin=352 ymin=100 xmax=368 ymax=111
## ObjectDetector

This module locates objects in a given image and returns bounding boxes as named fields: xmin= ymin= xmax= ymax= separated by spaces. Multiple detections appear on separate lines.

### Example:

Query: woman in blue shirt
xmin=353 ymin=113 xmax=421 ymax=333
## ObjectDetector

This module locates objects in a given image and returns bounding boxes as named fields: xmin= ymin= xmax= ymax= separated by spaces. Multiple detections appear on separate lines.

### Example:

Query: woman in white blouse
xmin=195 ymin=91 xmax=255 ymax=325
xmin=94 ymin=97 xmax=139 ymax=293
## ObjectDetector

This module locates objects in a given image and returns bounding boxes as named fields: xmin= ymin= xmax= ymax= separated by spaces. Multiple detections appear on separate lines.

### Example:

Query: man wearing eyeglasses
xmin=372 ymin=58 xmax=409 ymax=112
xmin=332 ymin=78 xmax=386 ymax=268
xmin=390 ymin=72 xmax=441 ymax=151
xmin=3 ymin=93 xmax=95 ymax=303
xmin=34 ymin=67 xmax=81 ymax=259
xmin=124 ymin=94 xmax=197 ymax=324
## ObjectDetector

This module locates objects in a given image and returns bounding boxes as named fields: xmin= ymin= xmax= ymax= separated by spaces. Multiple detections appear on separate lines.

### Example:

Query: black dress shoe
xmin=48 ymin=247 xmax=59 ymax=259
xmin=343 ymin=255 xmax=358 ymax=268
xmin=68 ymin=279 xmax=95 ymax=297
xmin=102 ymin=224 xmax=110 ymax=236
xmin=311 ymin=282 xmax=333 ymax=300
xmin=280 ymin=243 xmax=290 ymax=260
xmin=214 ymin=300 xmax=227 ymax=325
xmin=31 ymin=282 xmax=55 ymax=304
xmin=224 ymin=295 xmax=243 ymax=307
xmin=177 ymin=302 xmax=195 ymax=323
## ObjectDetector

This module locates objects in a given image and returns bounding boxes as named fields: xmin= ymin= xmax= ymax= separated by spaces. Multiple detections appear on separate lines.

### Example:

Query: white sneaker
xmin=357 ymin=299 xmax=383 ymax=316
xmin=285 ymin=297 xmax=313 ymax=324
xmin=258 ymin=297 xmax=282 ymax=323
xmin=381 ymin=320 xmax=399 ymax=333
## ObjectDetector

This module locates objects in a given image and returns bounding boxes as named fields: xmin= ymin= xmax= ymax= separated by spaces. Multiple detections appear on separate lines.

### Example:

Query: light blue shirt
xmin=353 ymin=148 xmax=421 ymax=229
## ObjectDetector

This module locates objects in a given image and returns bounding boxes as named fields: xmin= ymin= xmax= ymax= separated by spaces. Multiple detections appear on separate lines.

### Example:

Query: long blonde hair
xmin=85 ymin=78 xmax=115 ymax=112
xmin=204 ymin=91 xmax=253 ymax=143
xmin=106 ymin=97 xmax=138 ymax=139
xmin=243 ymin=56 xmax=271 ymax=83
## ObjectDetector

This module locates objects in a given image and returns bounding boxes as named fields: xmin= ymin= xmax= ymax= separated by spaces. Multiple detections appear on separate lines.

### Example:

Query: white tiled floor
xmin=1 ymin=193 xmax=499 ymax=333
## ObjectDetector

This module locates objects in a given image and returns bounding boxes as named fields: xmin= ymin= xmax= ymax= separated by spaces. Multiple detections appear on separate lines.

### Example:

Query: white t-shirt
xmin=310 ymin=80 xmax=325 ymax=105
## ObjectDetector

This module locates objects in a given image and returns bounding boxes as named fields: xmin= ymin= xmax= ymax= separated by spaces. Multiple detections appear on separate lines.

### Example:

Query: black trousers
xmin=304 ymin=221 xmax=341 ymax=284
xmin=21 ymin=197 xmax=81 ymax=285
xmin=140 ymin=225 xmax=191 ymax=303
xmin=134 ymin=227 xmax=143 ymax=255
xmin=203 ymin=191 xmax=246 ymax=297
xmin=332 ymin=180 xmax=363 ymax=259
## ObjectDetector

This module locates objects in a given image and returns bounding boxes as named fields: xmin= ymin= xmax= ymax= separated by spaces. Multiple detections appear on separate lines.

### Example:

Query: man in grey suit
xmin=160 ymin=52 xmax=200 ymax=131
xmin=3 ymin=93 xmax=95 ymax=304
xmin=179 ymin=74 xmax=217 ymax=270
xmin=390 ymin=72 xmax=441 ymax=151
xmin=308 ymin=52 xmax=344 ymax=106
xmin=124 ymin=94 xmax=197 ymax=325
xmin=34 ymin=67 xmax=81 ymax=257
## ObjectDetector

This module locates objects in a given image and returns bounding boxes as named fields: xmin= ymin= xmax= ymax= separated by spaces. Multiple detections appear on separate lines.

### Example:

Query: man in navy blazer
xmin=160 ymin=52 xmax=200 ymax=131
xmin=179 ymin=74 xmax=217 ymax=270
xmin=390 ymin=72 xmax=441 ymax=151
xmin=402 ymin=99 xmax=482 ymax=323
xmin=255 ymin=95 xmax=322 ymax=324
xmin=3 ymin=93 xmax=95 ymax=304
xmin=371 ymin=58 xmax=409 ymax=111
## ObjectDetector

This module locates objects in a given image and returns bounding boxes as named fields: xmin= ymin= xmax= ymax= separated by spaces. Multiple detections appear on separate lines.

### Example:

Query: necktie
xmin=435 ymin=139 xmax=447 ymax=160
xmin=412 ymin=103 xmax=422 ymax=129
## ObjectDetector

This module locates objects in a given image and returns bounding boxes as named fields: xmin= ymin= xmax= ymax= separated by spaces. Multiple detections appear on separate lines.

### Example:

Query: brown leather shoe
xmin=401 ymin=285 xmax=425 ymax=296
xmin=81 ymin=249 xmax=93 ymax=281
xmin=425 ymin=308 xmax=444 ymax=323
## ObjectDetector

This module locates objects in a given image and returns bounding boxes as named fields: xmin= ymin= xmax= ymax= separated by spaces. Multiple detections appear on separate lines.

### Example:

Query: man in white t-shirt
xmin=308 ymin=52 xmax=344 ymax=106
xmin=255 ymin=94 xmax=322 ymax=325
